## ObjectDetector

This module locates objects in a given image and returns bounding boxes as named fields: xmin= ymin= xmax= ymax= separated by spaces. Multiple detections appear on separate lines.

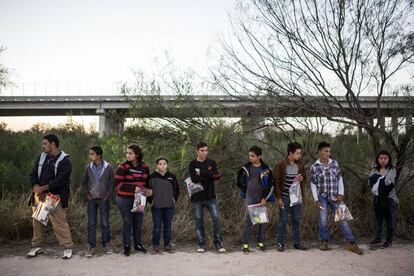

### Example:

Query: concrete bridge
xmin=0 ymin=95 xmax=413 ymax=137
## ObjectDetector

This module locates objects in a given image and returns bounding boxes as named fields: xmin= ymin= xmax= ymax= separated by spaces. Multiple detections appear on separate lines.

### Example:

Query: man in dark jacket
xmin=237 ymin=145 xmax=274 ymax=253
xmin=28 ymin=134 xmax=74 ymax=259
xmin=189 ymin=141 xmax=225 ymax=253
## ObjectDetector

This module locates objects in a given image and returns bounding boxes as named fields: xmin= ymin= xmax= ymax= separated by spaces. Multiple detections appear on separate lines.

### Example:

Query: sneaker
xmin=368 ymin=238 xmax=382 ymax=246
xmin=85 ymin=244 xmax=94 ymax=258
xmin=62 ymin=249 xmax=73 ymax=259
xmin=27 ymin=247 xmax=43 ymax=258
xmin=151 ymin=245 xmax=160 ymax=254
xmin=134 ymin=244 xmax=147 ymax=254
xmin=293 ymin=243 xmax=308 ymax=250
xmin=123 ymin=246 xmax=131 ymax=257
xmin=347 ymin=243 xmax=363 ymax=255
xmin=319 ymin=240 xmax=330 ymax=251
xmin=104 ymin=243 xmax=113 ymax=255
xmin=164 ymin=244 xmax=174 ymax=253
xmin=381 ymin=241 xmax=393 ymax=248
xmin=277 ymin=243 xmax=285 ymax=252
xmin=242 ymin=244 xmax=250 ymax=254
xmin=196 ymin=245 xmax=205 ymax=253
xmin=257 ymin=242 xmax=266 ymax=251
xmin=214 ymin=242 xmax=226 ymax=253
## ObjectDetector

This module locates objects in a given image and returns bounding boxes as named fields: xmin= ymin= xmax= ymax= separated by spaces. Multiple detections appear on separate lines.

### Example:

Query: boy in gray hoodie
xmin=81 ymin=146 xmax=115 ymax=257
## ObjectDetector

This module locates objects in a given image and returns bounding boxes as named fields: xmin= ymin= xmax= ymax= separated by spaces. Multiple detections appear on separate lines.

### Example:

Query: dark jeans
xmin=116 ymin=196 xmax=144 ymax=247
xmin=192 ymin=199 xmax=222 ymax=246
xmin=152 ymin=207 xmax=174 ymax=246
xmin=277 ymin=196 xmax=301 ymax=245
xmin=87 ymin=199 xmax=110 ymax=247
xmin=242 ymin=196 xmax=264 ymax=244
xmin=374 ymin=197 xmax=396 ymax=242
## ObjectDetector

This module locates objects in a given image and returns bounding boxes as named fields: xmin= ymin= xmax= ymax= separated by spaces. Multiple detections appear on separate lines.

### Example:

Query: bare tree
xmin=0 ymin=46 xmax=10 ymax=92
xmin=214 ymin=0 xmax=414 ymax=187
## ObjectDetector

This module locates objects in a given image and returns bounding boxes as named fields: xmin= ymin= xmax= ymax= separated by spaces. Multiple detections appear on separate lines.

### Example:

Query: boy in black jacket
xmin=146 ymin=157 xmax=179 ymax=254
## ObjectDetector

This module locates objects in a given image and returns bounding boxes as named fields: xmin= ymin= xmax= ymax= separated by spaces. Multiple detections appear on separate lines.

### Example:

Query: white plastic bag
xmin=32 ymin=193 xmax=60 ymax=226
xmin=334 ymin=203 xmax=353 ymax=222
xmin=289 ymin=181 xmax=302 ymax=207
xmin=247 ymin=203 xmax=269 ymax=225
xmin=131 ymin=191 xmax=147 ymax=213
xmin=184 ymin=176 xmax=204 ymax=197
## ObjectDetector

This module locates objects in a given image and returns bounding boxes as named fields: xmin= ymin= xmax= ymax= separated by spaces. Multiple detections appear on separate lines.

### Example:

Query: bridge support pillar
xmin=391 ymin=115 xmax=399 ymax=144
xmin=241 ymin=116 xmax=266 ymax=140
xmin=97 ymin=109 xmax=125 ymax=137
xmin=356 ymin=126 xmax=363 ymax=144
xmin=406 ymin=115 xmax=412 ymax=133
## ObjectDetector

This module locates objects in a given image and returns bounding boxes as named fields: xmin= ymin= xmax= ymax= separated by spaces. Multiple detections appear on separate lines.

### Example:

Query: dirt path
xmin=1 ymin=243 xmax=413 ymax=276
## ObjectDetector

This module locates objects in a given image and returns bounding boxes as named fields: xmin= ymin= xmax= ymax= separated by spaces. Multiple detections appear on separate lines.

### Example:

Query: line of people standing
xmin=28 ymin=134 xmax=397 ymax=258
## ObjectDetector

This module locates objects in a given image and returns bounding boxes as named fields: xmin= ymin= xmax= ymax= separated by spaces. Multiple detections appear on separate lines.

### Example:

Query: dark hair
xmin=317 ymin=141 xmax=330 ymax=151
xmin=197 ymin=141 xmax=208 ymax=150
xmin=128 ymin=144 xmax=143 ymax=163
xmin=43 ymin=134 xmax=60 ymax=148
xmin=156 ymin=156 xmax=168 ymax=164
xmin=287 ymin=142 xmax=302 ymax=155
xmin=375 ymin=150 xmax=393 ymax=170
xmin=249 ymin=145 xmax=262 ymax=156
xmin=90 ymin=146 xmax=103 ymax=158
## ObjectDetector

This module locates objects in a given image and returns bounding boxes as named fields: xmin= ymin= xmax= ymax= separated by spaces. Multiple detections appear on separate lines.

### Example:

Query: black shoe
xmin=368 ymin=238 xmax=382 ymax=246
xmin=293 ymin=243 xmax=308 ymax=250
xmin=242 ymin=244 xmax=250 ymax=254
xmin=123 ymin=246 xmax=131 ymax=256
xmin=257 ymin=242 xmax=266 ymax=251
xmin=381 ymin=241 xmax=392 ymax=248
xmin=134 ymin=244 xmax=147 ymax=254
xmin=277 ymin=243 xmax=285 ymax=252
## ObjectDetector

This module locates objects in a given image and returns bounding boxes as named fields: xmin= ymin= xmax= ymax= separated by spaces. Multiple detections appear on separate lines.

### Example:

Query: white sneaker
xmin=196 ymin=246 xmax=205 ymax=253
xmin=27 ymin=247 xmax=43 ymax=257
xmin=62 ymin=249 xmax=72 ymax=259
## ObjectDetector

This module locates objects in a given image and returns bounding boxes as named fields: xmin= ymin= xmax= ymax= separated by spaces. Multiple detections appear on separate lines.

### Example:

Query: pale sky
xmin=0 ymin=0 xmax=237 ymax=130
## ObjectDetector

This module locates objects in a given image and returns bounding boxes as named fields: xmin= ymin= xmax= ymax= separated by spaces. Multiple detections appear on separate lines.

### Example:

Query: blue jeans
xmin=116 ymin=196 xmax=144 ymax=247
xmin=152 ymin=207 xmax=174 ymax=246
xmin=242 ymin=196 xmax=264 ymax=244
xmin=87 ymin=199 xmax=111 ymax=247
xmin=277 ymin=196 xmax=301 ymax=245
xmin=374 ymin=197 xmax=396 ymax=242
xmin=192 ymin=199 xmax=222 ymax=246
xmin=318 ymin=194 xmax=355 ymax=242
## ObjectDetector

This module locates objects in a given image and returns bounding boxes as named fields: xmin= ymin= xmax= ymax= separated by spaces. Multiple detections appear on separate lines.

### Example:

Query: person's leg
xmin=87 ymin=199 xmax=98 ymax=248
xmin=384 ymin=199 xmax=396 ymax=243
xmin=206 ymin=199 xmax=223 ymax=245
xmin=162 ymin=207 xmax=174 ymax=246
xmin=330 ymin=200 xmax=356 ymax=243
xmin=291 ymin=202 xmax=302 ymax=244
xmin=31 ymin=205 xmax=46 ymax=247
xmin=132 ymin=212 xmax=144 ymax=247
xmin=98 ymin=199 xmax=111 ymax=246
xmin=318 ymin=194 xmax=329 ymax=241
xmin=277 ymin=196 xmax=290 ymax=245
xmin=374 ymin=197 xmax=384 ymax=240
xmin=49 ymin=203 xmax=74 ymax=248
xmin=192 ymin=201 xmax=205 ymax=246
xmin=116 ymin=196 xmax=133 ymax=247
xmin=242 ymin=205 xmax=252 ymax=244
xmin=152 ymin=208 xmax=162 ymax=247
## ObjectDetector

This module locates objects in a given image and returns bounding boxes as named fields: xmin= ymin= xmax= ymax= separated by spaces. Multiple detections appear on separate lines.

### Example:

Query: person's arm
xmin=236 ymin=168 xmax=247 ymax=192
xmin=114 ymin=163 xmax=127 ymax=192
xmin=310 ymin=165 xmax=319 ymax=202
xmin=81 ymin=166 xmax=89 ymax=195
xmin=199 ymin=160 xmax=216 ymax=180
xmin=273 ymin=163 xmax=282 ymax=199
xmin=189 ymin=161 xmax=203 ymax=183
xmin=173 ymin=175 xmax=180 ymax=202
xmin=29 ymin=156 xmax=40 ymax=186
xmin=262 ymin=168 xmax=273 ymax=199
xmin=106 ymin=165 xmax=115 ymax=197
xmin=385 ymin=168 xmax=396 ymax=186
xmin=47 ymin=158 xmax=72 ymax=192
xmin=146 ymin=177 xmax=154 ymax=202
xmin=299 ymin=162 xmax=306 ymax=199
xmin=336 ymin=164 xmax=344 ymax=196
